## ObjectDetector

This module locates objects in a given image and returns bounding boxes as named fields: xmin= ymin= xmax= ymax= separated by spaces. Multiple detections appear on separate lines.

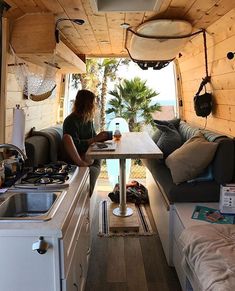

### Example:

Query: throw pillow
xmin=187 ymin=165 xmax=213 ymax=183
xmin=152 ymin=118 xmax=181 ymax=146
xmin=165 ymin=132 xmax=218 ymax=184
xmin=154 ymin=118 xmax=181 ymax=129
xmin=155 ymin=123 xmax=182 ymax=157
xmin=151 ymin=129 xmax=162 ymax=144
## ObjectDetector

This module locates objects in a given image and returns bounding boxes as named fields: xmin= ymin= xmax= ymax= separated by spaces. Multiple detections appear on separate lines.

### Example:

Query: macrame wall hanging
xmin=8 ymin=46 xmax=59 ymax=101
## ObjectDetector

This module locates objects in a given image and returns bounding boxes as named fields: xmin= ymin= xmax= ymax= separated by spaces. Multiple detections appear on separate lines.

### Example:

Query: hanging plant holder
xmin=8 ymin=47 xmax=58 ymax=101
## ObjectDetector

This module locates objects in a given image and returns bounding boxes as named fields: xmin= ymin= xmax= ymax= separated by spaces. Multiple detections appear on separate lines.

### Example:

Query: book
xmin=90 ymin=141 xmax=117 ymax=151
xmin=192 ymin=205 xmax=235 ymax=224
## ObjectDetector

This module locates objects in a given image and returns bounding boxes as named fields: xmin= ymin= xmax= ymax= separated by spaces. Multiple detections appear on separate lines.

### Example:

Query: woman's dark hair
xmin=73 ymin=89 xmax=96 ymax=122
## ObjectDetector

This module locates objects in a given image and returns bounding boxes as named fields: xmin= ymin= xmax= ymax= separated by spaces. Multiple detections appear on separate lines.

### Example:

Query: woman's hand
xmin=95 ymin=131 xmax=109 ymax=142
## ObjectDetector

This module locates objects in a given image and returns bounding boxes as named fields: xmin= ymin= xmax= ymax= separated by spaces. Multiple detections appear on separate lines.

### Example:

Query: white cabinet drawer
xmin=61 ymin=179 xmax=90 ymax=279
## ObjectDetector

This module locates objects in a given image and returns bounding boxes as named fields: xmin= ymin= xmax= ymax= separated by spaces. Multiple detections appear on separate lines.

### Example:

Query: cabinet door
xmin=62 ymin=248 xmax=82 ymax=291
xmin=0 ymin=236 xmax=60 ymax=291
xmin=75 ymin=196 xmax=90 ymax=291
xmin=61 ymin=178 xmax=90 ymax=279
xmin=62 ymin=176 xmax=90 ymax=291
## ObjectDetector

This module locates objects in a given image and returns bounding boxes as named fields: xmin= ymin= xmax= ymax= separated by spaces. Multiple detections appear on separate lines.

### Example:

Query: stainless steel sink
xmin=0 ymin=190 xmax=66 ymax=221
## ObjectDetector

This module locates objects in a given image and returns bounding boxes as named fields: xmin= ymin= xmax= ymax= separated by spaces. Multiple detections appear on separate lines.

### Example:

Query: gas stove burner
xmin=21 ymin=173 xmax=68 ymax=185
xmin=13 ymin=163 xmax=79 ymax=189
xmin=35 ymin=167 xmax=54 ymax=174
xmin=39 ymin=177 xmax=52 ymax=184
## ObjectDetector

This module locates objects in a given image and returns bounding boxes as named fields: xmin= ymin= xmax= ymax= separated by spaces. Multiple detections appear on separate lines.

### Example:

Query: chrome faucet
xmin=0 ymin=143 xmax=27 ymax=162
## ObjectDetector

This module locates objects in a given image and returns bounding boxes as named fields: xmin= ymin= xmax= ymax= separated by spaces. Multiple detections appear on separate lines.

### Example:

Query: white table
xmin=87 ymin=132 xmax=163 ymax=217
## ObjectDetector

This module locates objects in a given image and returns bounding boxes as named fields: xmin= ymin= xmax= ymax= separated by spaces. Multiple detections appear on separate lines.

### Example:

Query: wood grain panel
xmin=178 ymin=7 xmax=235 ymax=137
xmin=106 ymin=238 xmax=126 ymax=282
xmin=212 ymin=72 xmax=235 ymax=90
xmin=4 ymin=0 xmax=235 ymax=57
xmin=207 ymin=8 xmax=235 ymax=43
xmin=213 ymin=89 xmax=235 ymax=106
xmin=193 ymin=0 xmax=235 ymax=29
xmin=124 ymin=238 xmax=148 ymax=291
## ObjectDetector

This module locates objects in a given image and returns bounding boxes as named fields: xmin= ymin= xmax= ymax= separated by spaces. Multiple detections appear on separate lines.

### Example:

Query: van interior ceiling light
xmin=55 ymin=18 xmax=85 ymax=43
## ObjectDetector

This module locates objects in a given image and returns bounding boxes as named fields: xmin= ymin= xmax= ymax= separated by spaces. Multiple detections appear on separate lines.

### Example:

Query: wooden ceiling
xmin=3 ymin=0 xmax=235 ymax=58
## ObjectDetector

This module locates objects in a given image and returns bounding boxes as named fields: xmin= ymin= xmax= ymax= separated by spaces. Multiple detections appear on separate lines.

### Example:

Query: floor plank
xmin=124 ymin=237 xmax=148 ymax=291
xmin=85 ymin=189 xmax=182 ymax=291
xmin=106 ymin=237 xmax=126 ymax=282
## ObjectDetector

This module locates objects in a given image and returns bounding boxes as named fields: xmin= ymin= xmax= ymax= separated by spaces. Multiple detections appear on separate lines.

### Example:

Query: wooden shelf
xmin=10 ymin=13 xmax=86 ymax=73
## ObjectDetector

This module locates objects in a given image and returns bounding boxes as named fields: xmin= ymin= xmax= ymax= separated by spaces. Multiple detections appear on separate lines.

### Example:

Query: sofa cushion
xmin=178 ymin=121 xmax=234 ymax=184
xmin=212 ymin=137 xmax=234 ymax=184
xmin=32 ymin=125 xmax=63 ymax=162
xmin=152 ymin=118 xmax=181 ymax=146
xmin=25 ymin=135 xmax=50 ymax=167
xmin=143 ymin=158 xmax=220 ymax=203
xmin=154 ymin=123 xmax=182 ymax=157
xmin=154 ymin=118 xmax=181 ymax=129
xmin=187 ymin=165 xmax=213 ymax=183
xmin=165 ymin=132 xmax=218 ymax=184
xmin=151 ymin=129 xmax=162 ymax=144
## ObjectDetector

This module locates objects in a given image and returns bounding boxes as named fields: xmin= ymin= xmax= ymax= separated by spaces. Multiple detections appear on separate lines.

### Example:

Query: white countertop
xmin=0 ymin=167 xmax=89 ymax=237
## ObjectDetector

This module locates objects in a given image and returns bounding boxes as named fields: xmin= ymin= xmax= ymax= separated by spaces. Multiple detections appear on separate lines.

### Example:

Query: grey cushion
xmin=166 ymin=132 xmax=218 ymax=184
xmin=25 ymin=135 xmax=50 ymax=167
xmin=155 ymin=123 xmax=182 ymax=157
xmin=154 ymin=118 xmax=181 ymax=129
xmin=143 ymin=159 xmax=220 ymax=203
xmin=152 ymin=118 xmax=181 ymax=147
xmin=151 ymin=129 xmax=162 ymax=144
xmin=32 ymin=126 xmax=63 ymax=162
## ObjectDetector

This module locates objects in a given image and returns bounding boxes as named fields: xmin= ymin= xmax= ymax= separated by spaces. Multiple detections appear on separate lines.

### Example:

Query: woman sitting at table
xmin=62 ymin=89 xmax=109 ymax=194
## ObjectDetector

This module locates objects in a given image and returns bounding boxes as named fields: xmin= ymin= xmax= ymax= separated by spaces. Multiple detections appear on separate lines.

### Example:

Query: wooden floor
xmin=85 ymin=190 xmax=182 ymax=291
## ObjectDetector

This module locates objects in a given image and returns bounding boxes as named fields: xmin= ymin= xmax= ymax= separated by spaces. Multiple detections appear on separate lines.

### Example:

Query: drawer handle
xmin=32 ymin=236 xmax=49 ymax=255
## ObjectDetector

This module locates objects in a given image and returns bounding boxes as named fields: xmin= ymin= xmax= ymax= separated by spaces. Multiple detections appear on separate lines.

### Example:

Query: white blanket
xmin=179 ymin=224 xmax=235 ymax=291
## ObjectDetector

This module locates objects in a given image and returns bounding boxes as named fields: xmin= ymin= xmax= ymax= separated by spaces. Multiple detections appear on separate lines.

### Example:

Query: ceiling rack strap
xmin=195 ymin=29 xmax=211 ymax=96
xmin=193 ymin=29 xmax=212 ymax=118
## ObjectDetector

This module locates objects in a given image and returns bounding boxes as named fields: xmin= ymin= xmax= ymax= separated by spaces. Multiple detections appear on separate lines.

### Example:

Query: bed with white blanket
xmin=179 ymin=224 xmax=235 ymax=291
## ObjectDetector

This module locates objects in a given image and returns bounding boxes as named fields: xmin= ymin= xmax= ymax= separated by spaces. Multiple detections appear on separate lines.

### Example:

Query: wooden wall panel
xmin=178 ymin=8 xmax=235 ymax=137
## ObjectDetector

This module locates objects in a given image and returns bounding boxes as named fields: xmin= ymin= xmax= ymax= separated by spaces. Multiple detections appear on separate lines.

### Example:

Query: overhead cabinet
xmin=10 ymin=13 xmax=86 ymax=74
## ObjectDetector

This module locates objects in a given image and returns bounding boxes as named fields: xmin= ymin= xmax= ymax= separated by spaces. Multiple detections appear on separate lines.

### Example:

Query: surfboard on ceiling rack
xmin=125 ymin=19 xmax=203 ymax=70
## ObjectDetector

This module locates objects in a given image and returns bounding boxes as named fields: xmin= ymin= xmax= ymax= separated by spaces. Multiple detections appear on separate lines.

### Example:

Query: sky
xmin=110 ymin=61 xmax=176 ymax=106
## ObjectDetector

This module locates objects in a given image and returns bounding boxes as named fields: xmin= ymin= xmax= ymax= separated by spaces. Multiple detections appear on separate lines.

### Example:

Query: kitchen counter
xmin=0 ymin=167 xmax=89 ymax=237
xmin=0 ymin=166 xmax=91 ymax=291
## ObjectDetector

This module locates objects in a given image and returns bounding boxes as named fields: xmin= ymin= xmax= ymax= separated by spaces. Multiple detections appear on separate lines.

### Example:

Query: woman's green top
xmin=63 ymin=112 xmax=96 ymax=153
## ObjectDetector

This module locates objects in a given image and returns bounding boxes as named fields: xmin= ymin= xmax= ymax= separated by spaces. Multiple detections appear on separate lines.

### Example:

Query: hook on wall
xmin=227 ymin=52 xmax=235 ymax=60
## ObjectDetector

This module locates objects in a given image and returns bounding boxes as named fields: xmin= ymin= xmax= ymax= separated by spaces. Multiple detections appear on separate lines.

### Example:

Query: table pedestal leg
xmin=113 ymin=158 xmax=133 ymax=217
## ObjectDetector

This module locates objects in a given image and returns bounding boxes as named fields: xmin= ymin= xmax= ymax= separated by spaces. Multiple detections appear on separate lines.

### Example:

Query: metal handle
xmin=32 ymin=236 xmax=49 ymax=254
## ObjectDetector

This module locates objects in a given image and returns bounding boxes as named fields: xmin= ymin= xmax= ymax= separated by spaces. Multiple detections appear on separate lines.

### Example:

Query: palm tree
xmin=99 ymin=58 xmax=129 ymax=131
xmin=72 ymin=59 xmax=99 ymax=96
xmin=106 ymin=77 xmax=161 ymax=132
xmin=72 ymin=58 xmax=130 ymax=131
